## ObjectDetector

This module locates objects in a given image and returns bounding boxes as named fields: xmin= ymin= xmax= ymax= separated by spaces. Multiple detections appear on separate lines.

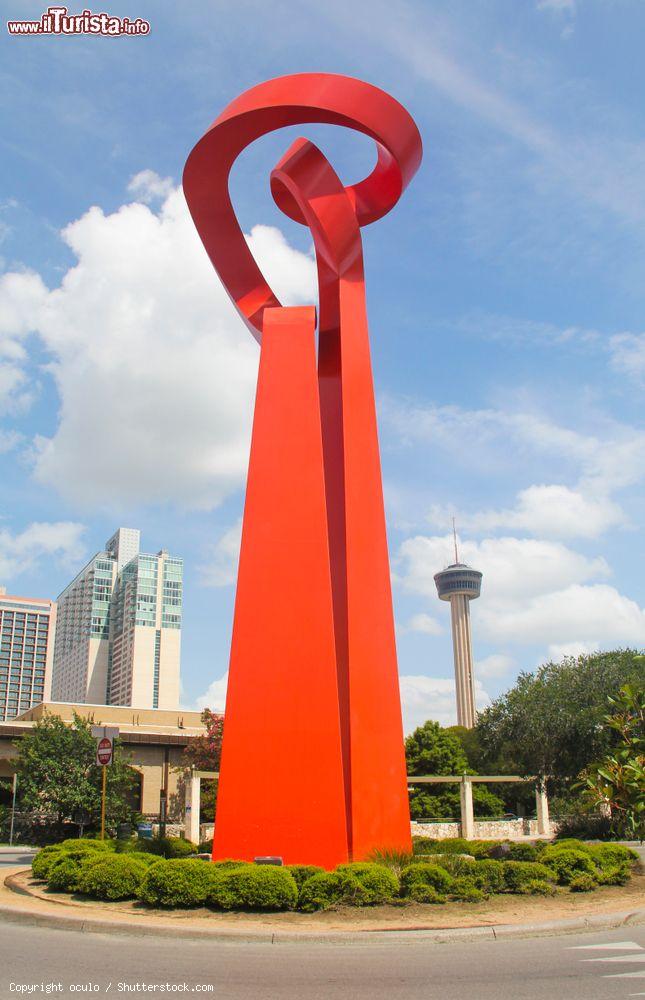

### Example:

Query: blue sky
xmin=1 ymin=0 xmax=643 ymax=730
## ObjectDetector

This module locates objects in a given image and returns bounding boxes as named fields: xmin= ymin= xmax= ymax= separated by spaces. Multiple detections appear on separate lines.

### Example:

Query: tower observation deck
xmin=434 ymin=537 xmax=483 ymax=728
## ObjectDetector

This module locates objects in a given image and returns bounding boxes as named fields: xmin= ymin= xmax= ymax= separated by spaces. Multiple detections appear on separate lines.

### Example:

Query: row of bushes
xmin=32 ymin=836 xmax=638 ymax=910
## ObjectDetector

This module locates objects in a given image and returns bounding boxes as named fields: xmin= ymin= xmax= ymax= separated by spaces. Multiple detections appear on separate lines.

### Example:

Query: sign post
xmin=8 ymin=773 xmax=18 ymax=847
xmin=91 ymin=726 xmax=119 ymax=840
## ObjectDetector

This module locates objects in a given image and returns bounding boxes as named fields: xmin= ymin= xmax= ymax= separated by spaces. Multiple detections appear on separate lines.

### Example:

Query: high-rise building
xmin=51 ymin=529 xmax=182 ymax=710
xmin=433 ymin=527 xmax=482 ymax=729
xmin=0 ymin=587 xmax=56 ymax=721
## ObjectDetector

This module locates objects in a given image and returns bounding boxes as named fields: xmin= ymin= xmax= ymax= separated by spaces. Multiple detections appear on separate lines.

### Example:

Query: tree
xmin=577 ymin=683 xmax=645 ymax=841
xmin=15 ymin=712 xmax=137 ymax=835
xmin=406 ymin=721 xmax=504 ymax=820
xmin=476 ymin=649 xmax=645 ymax=790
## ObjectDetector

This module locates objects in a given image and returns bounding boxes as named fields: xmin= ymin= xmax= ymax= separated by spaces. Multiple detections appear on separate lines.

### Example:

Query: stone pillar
xmin=535 ymin=782 xmax=550 ymax=836
xmin=460 ymin=776 xmax=475 ymax=839
xmin=184 ymin=771 xmax=201 ymax=846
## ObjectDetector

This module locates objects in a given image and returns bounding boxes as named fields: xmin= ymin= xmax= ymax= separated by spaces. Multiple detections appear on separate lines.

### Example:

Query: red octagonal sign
xmin=97 ymin=737 xmax=113 ymax=766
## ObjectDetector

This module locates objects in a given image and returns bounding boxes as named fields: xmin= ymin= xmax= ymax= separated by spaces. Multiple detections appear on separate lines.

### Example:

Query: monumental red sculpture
xmin=183 ymin=73 xmax=422 ymax=868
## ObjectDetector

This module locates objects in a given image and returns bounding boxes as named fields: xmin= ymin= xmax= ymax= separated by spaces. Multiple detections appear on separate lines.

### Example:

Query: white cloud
xmin=430 ymin=484 xmax=625 ymax=540
xmin=537 ymin=0 xmax=575 ymax=12
xmin=398 ymin=612 xmax=443 ymax=636
xmin=198 ymin=520 xmax=242 ymax=587
xmin=399 ymin=674 xmax=491 ymax=733
xmin=0 ymin=520 xmax=86 ymax=582
xmin=546 ymin=640 xmax=599 ymax=662
xmin=185 ymin=671 xmax=228 ymax=713
xmin=475 ymin=653 xmax=515 ymax=679
xmin=396 ymin=532 xmax=645 ymax=656
xmin=0 ymin=184 xmax=316 ymax=510
xmin=127 ymin=170 xmax=174 ymax=204
xmin=610 ymin=333 xmax=645 ymax=385
xmin=0 ymin=271 xmax=47 ymax=415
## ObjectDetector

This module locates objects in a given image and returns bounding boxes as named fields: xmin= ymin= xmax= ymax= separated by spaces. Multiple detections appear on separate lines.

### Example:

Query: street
xmin=0 ymin=848 xmax=36 ymax=869
xmin=0 ymin=919 xmax=644 ymax=999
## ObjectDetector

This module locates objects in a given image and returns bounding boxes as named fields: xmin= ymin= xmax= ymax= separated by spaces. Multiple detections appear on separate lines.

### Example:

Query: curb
xmin=2 ymin=870 xmax=645 ymax=945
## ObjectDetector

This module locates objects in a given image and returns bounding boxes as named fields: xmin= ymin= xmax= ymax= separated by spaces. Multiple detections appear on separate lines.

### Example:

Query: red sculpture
xmin=184 ymin=73 xmax=422 ymax=867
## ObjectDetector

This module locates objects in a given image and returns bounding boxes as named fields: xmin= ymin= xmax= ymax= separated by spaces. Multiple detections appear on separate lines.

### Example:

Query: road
xmin=0 ymin=919 xmax=644 ymax=999
xmin=0 ymin=847 xmax=36 ymax=868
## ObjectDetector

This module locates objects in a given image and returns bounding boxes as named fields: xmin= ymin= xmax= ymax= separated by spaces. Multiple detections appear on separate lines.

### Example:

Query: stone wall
xmin=411 ymin=819 xmax=553 ymax=839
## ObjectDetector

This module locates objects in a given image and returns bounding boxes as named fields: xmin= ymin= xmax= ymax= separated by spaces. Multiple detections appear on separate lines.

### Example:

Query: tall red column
xmin=183 ymin=73 xmax=423 ymax=867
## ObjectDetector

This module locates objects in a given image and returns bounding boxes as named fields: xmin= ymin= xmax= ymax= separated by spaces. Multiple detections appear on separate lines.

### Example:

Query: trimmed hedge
xmin=210 ymin=866 xmax=298 ymax=911
xmin=539 ymin=847 xmax=597 ymax=885
xmin=286 ymin=865 xmax=325 ymax=890
xmin=400 ymin=863 xmax=453 ymax=897
xmin=298 ymin=872 xmax=345 ymax=912
xmin=47 ymin=851 xmax=105 ymax=892
xmin=472 ymin=859 xmax=506 ymax=894
xmin=407 ymin=884 xmax=446 ymax=904
xmin=501 ymin=861 xmax=555 ymax=893
xmin=134 ymin=837 xmax=197 ymax=859
xmin=569 ymin=873 xmax=597 ymax=892
xmin=505 ymin=842 xmax=539 ymax=862
xmin=78 ymin=855 xmax=147 ymax=900
xmin=139 ymin=859 xmax=218 ymax=908
xmin=449 ymin=877 xmax=485 ymax=902
xmin=335 ymin=863 xmax=399 ymax=906
xmin=212 ymin=859 xmax=251 ymax=870
xmin=58 ymin=838 xmax=113 ymax=852
xmin=32 ymin=846 xmax=65 ymax=881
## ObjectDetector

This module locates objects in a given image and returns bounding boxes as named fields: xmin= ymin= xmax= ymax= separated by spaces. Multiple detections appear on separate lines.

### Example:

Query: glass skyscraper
xmin=52 ymin=529 xmax=182 ymax=709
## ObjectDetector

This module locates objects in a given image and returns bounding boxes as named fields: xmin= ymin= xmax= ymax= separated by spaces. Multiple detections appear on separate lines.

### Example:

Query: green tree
xmin=406 ymin=721 xmax=504 ymax=820
xmin=476 ymin=649 xmax=645 ymax=790
xmin=181 ymin=709 xmax=223 ymax=822
xmin=577 ymin=683 xmax=645 ymax=841
xmin=15 ymin=712 xmax=137 ymax=836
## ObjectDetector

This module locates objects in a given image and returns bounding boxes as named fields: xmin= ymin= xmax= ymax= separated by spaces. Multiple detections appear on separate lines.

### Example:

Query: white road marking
xmin=585 ymin=957 xmax=645 ymax=964
xmin=569 ymin=942 xmax=644 ymax=951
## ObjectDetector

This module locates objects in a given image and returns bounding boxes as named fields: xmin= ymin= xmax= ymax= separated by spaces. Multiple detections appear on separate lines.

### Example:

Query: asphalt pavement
xmin=0 ymin=847 xmax=37 ymax=868
xmin=1 ymin=919 xmax=644 ymax=999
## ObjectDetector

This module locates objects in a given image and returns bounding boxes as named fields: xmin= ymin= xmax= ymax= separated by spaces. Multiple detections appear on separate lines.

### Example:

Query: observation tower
xmin=434 ymin=523 xmax=482 ymax=729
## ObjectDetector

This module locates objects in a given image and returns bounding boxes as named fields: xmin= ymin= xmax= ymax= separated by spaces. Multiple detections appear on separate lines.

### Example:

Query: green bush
xmin=198 ymin=840 xmax=213 ymax=854
xmin=335 ymin=863 xmax=399 ymax=906
xmin=407 ymin=884 xmax=446 ymax=904
xmin=78 ymin=855 xmax=147 ymax=900
xmin=596 ymin=865 xmax=631 ymax=886
xmin=471 ymin=859 xmax=506 ymax=894
xmin=505 ymin=843 xmax=539 ymax=862
xmin=502 ymin=862 xmax=555 ymax=893
xmin=569 ymin=873 xmax=597 ymax=892
xmin=412 ymin=836 xmax=437 ymax=854
xmin=212 ymin=859 xmax=251 ymax=870
xmin=32 ymin=846 xmax=65 ymax=881
xmin=47 ymin=851 xmax=104 ymax=892
xmin=539 ymin=847 xmax=597 ymax=885
xmin=139 ymin=859 xmax=218 ymax=908
xmin=421 ymin=838 xmax=473 ymax=856
xmin=519 ymin=879 xmax=557 ymax=896
xmin=588 ymin=843 xmax=638 ymax=869
xmin=424 ymin=853 xmax=478 ymax=878
xmin=400 ymin=863 xmax=453 ymax=897
xmin=298 ymin=872 xmax=345 ymax=912
xmin=550 ymin=838 xmax=591 ymax=853
xmin=135 ymin=837 xmax=197 ymax=859
xmin=286 ymin=865 xmax=325 ymax=890
xmin=59 ymin=838 xmax=113 ymax=853
xmin=449 ymin=877 xmax=485 ymax=902
xmin=210 ymin=866 xmax=298 ymax=911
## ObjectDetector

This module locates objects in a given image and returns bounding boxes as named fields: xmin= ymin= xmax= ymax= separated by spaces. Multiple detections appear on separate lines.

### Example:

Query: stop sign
xmin=97 ymin=737 xmax=113 ymax=766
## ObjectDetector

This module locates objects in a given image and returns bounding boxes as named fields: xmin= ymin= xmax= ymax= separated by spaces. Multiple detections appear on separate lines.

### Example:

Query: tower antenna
xmin=452 ymin=516 xmax=459 ymax=564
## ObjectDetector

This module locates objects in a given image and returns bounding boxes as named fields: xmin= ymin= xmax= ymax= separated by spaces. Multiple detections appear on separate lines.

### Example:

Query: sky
xmin=0 ymin=0 xmax=644 ymax=732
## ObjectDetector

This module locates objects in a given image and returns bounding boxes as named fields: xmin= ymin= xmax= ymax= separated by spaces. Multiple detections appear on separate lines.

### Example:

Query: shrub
xmin=210 ymin=866 xmax=298 ymax=911
xmin=78 ymin=855 xmax=147 ymax=900
xmin=412 ymin=836 xmax=437 ymax=854
xmin=505 ymin=843 xmax=539 ymax=862
xmin=539 ymin=847 xmax=597 ymax=885
xmin=449 ymin=877 xmax=485 ymax=902
xmin=407 ymin=884 xmax=446 ymax=904
xmin=335 ymin=863 xmax=399 ymax=906
xmin=425 ymin=854 xmax=478 ymax=878
xmin=366 ymin=848 xmax=414 ymax=874
xmin=502 ymin=862 xmax=555 ymax=893
xmin=549 ymin=838 xmax=591 ymax=853
xmin=212 ymin=859 xmax=251 ymax=870
xmin=569 ymin=873 xmax=597 ymax=893
xmin=135 ymin=837 xmax=197 ymax=859
xmin=198 ymin=840 xmax=213 ymax=854
xmin=400 ymin=863 xmax=453 ymax=897
xmin=32 ymin=846 xmax=65 ymax=881
xmin=519 ymin=879 xmax=557 ymax=896
xmin=298 ymin=872 xmax=345 ymax=912
xmin=588 ymin=843 xmax=638 ymax=869
xmin=471 ymin=859 xmax=506 ymax=894
xmin=286 ymin=865 xmax=325 ymax=890
xmin=59 ymin=839 xmax=113 ymax=853
xmin=139 ymin=859 xmax=218 ymax=908
xmin=47 ymin=851 xmax=104 ymax=892
xmin=422 ymin=838 xmax=472 ymax=856
xmin=596 ymin=865 xmax=631 ymax=886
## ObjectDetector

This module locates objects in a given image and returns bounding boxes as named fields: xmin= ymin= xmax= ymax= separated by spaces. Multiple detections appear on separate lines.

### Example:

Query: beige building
xmin=0 ymin=588 xmax=56 ymax=723
xmin=52 ymin=529 xmax=182 ymax=710
xmin=0 ymin=702 xmax=206 ymax=820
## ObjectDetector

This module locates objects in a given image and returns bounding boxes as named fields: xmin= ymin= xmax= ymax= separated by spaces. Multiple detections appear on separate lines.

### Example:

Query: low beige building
xmin=0 ymin=701 xmax=208 ymax=822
